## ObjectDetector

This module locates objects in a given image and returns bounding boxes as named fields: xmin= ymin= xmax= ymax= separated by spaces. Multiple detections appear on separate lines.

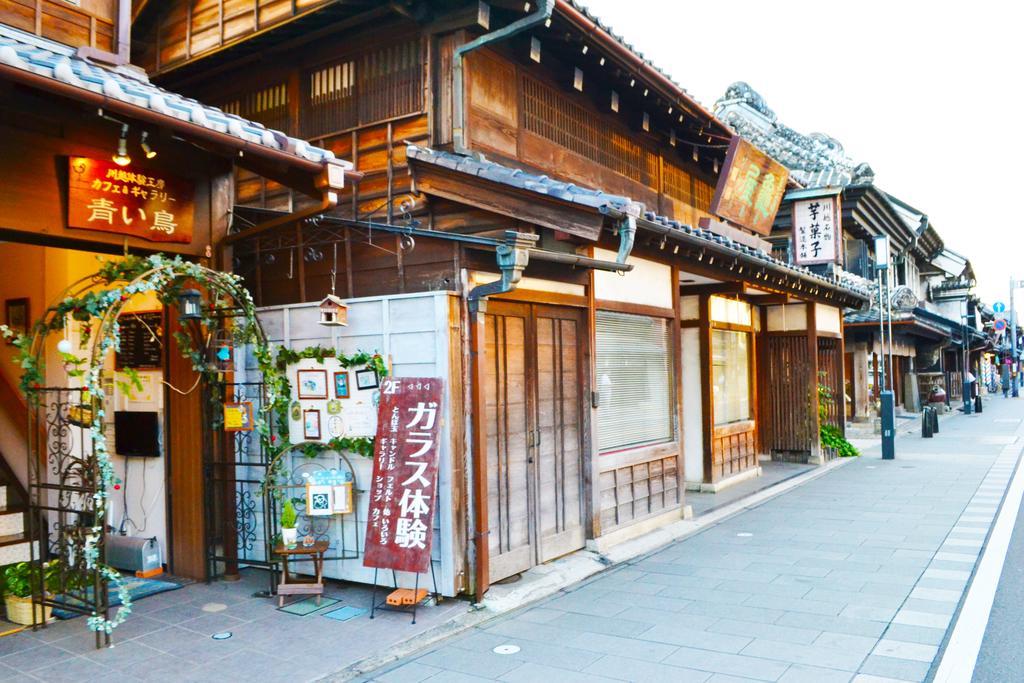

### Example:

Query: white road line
xmin=933 ymin=447 xmax=1024 ymax=683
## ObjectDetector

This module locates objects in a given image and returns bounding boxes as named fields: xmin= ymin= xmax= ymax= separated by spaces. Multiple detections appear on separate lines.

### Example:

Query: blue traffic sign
xmin=995 ymin=319 xmax=1007 ymax=332
xmin=994 ymin=301 xmax=1007 ymax=313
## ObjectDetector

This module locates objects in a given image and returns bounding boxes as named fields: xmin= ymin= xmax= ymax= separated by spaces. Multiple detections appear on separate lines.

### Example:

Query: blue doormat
xmin=278 ymin=596 xmax=339 ymax=616
xmin=322 ymin=605 xmax=367 ymax=622
xmin=52 ymin=576 xmax=183 ymax=620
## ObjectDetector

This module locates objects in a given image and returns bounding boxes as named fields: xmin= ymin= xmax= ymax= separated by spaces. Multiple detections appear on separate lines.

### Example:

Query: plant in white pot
xmin=3 ymin=560 xmax=60 ymax=625
xmin=280 ymin=499 xmax=298 ymax=547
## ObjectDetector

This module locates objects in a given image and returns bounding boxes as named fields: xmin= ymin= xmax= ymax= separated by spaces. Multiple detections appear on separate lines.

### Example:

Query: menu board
xmin=115 ymin=312 xmax=163 ymax=369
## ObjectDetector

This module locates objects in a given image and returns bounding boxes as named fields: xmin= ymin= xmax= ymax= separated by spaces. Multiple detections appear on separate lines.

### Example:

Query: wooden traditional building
xmin=125 ymin=0 xmax=869 ymax=598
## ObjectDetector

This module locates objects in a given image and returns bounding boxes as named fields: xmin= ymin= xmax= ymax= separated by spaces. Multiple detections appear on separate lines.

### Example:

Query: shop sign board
xmin=363 ymin=377 xmax=443 ymax=574
xmin=792 ymin=195 xmax=842 ymax=265
xmin=67 ymin=157 xmax=194 ymax=244
xmin=710 ymin=137 xmax=789 ymax=236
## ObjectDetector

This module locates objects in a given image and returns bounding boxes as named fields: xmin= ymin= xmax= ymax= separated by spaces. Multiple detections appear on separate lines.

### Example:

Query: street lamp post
xmin=962 ymin=304 xmax=972 ymax=415
xmin=875 ymin=235 xmax=895 ymax=460
xmin=1012 ymin=277 xmax=1019 ymax=398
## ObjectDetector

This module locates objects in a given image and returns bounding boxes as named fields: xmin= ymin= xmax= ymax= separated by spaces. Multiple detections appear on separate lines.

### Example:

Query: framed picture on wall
xmin=334 ymin=371 xmax=350 ymax=399
xmin=4 ymin=298 xmax=29 ymax=344
xmin=223 ymin=402 xmax=254 ymax=432
xmin=296 ymin=369 xmax=328 ymax=399
xmin=303 ymin=409 xmax=322 ymax=441
xmin=355 ymin=368 xmax=379 ymax=391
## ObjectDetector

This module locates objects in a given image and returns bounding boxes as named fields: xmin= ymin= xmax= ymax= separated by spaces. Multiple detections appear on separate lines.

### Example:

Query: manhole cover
xmin=212 ymin=632 xmax=233 ymax=640
xmin=202 ymin=602 xmax=227 ymax=613
xmin=736 ymin=532 xmax=753 ymax=537
xmin=493 ymin=645 xmax=520 ymax=655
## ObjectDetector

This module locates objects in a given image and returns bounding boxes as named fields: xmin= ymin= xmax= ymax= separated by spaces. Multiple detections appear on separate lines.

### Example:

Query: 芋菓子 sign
xmin=67 ymin=157 xmax=194 ymax=244
xmin=709 ymin=138 xmax=789 ymax=236
xmin=362 ymin=377 xmax=443 ymax=574
xmin=792 ymin=195 xmax=842 ymax=265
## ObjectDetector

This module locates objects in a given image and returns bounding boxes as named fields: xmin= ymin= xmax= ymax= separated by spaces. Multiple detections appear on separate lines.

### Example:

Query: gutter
xmin=0 ymin=63 xmax=362 ymax=188
xmin=452 ymin=0 xmax=555 ymax=153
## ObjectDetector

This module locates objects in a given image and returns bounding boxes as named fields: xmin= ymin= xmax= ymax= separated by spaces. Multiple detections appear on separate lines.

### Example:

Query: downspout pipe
xmin=453 ymin=0 xmax=555 ymax=153
xmin=466 ymin=231 xmax=536 ymax=603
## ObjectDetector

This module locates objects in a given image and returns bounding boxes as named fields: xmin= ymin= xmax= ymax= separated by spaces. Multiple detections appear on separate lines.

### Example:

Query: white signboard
xmin=286 ymin=357 xmax=380 ymax=443
xmin=793 ymin=196 xmax=841 ymax=265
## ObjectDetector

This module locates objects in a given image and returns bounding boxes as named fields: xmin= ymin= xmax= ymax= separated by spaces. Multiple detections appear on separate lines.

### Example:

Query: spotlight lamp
xmin=140 ymin=131 xmax=157 ymax=159
xmin=112 ymin=123 xmax=131 ymax=166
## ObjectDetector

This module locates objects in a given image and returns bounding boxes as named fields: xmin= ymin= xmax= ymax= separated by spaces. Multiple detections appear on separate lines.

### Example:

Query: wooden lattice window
xmin=663 ymin=162 xmax=694 ymax=205
xmin=301 ymin=38 xmax=423 ymax=139
xmin=521 ymin=75 xmax=658 ymax=188
xmin=220 ymin=83 xmax=289 ymax=132
xmin=693 ymin=176 xmax=714 ymax=212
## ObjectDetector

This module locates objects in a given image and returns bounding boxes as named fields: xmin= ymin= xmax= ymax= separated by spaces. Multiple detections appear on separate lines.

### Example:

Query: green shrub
xmin=280 ymin=499 xmax=298 ymax=529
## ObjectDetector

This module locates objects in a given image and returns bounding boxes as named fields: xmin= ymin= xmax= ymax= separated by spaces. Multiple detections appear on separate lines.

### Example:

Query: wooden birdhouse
xmin=318 ymin=295 xmax=348 ymax=327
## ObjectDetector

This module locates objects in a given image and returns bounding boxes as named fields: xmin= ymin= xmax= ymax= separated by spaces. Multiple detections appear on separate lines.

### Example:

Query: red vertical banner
xmin=362 ymin=377 xmax=444 ymax=574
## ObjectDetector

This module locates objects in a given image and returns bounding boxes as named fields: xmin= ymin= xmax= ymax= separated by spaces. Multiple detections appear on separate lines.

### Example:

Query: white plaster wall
xmin=593 ymin=247 xmax=674 ymax=310
xmin=681 ymin=327 xmax=704 ymax=484
xmin=816 ymin=304 xmax=842 ymax=335
xmin=254 ymin=292 xmax=459 ymax=596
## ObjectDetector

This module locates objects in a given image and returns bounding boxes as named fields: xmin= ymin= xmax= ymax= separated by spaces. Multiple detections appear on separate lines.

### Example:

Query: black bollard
xmin=922 ymin=409 xmax=933 ymax=438
xmin=975 ymin=395 xmax=983 ymax=413
xmin=931 ymin=406 xmax=940 ymax=434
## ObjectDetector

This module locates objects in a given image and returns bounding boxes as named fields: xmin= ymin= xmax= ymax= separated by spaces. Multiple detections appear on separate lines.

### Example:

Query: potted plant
xmin=280 ymin=499 xmax=298 ymax=547
xmin=3 ymin=560 xmax=60 ymax=625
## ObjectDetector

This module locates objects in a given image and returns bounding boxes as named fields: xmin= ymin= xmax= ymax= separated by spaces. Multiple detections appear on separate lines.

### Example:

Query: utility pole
xmin=875 ymin=235 xmax=895 ymax=460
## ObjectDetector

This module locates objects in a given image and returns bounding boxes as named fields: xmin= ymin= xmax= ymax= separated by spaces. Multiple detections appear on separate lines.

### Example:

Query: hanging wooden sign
xmin=362 ymin=377 xmax=444 ymax=574
xmin=709 ymin=138 xmax=788 ymax=236
xmin=67 ymin=157 xmax=195 ymax=244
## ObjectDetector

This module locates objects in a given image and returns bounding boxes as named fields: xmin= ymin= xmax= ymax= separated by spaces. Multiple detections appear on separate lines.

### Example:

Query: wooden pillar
xmin=698 ymin=294 xmax=713 ymax=484
xmin=806 ymin=304 xmax=821 ymax=460
xmin=468 ymin=303 xmax=489 ymax=602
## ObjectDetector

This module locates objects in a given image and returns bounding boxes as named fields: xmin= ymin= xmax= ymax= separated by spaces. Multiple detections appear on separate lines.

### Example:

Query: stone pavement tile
xmin=178 ymin=611 xmax=248 ymax=636
xmin=839 ymin=605 xmax=898 ymax=623
xmin=795 ymin=558 xmax=880 ymax=573
xmin=828 ymin=570 xmax=918 ymax=587
xmin=482 ymin=619 xmax=582 ymax=647
xmin=584 ymin=577 xmax=664 ymax=595
xmin=682 ymin=600 xmax=784 ymax=625
xmin=0 ymin=662 xmax=24 ymax=683
xmin=774 ymin=613 xmax=887 ymax=639
xmin=778 ymin=663 xmax=856 ymax=683
xmin=858 ymin=582 xmax=914 ymax=598
xmin=727 ymin=580 xmax=812 ymax=598
xmin=881 ymin=624 xmax=946 ymax=646
xmin=870 ymin=639 xmax=937 ymax=663
xmin=499 ymin=661 xmax=619 ymax=682
xmin=931 ymin=551 xmax=976 ymax=563
xmin=22 ymin=655 xmax=113 ymax=683
xmin=891 ymin=609 xmax=951 ymax=630
xmin=740 ymin=638 xmax=867 ymax=671
xmin=581 ymin=654 xmax=711 ymax=682
xmin=774 ymin=574 xmax=864 ymax=592
xmin=0 ymin=642 xmax=77 ymax=672
xmin=851 ymin=675 xmax=916 ymax=683
xmin=601 ymin=590 xmax=692 ymax=612
xmin=446 ymin=630 xmax=513 ymax=652
xmin=813 ymin=632 xmax=879 ymax=657
xmin=899 ymin=598 xmax=956 ymax=616
xmin=706 ymin=618 xmax=820 ymax=645
xmin=82 ymin=640 xmax=166 ymax=668
xmin=914 ymin=577 xmax=967 ymax=592
xmin=0 ymin=633 xmax=41 ymax=657
xmin=416 ymin=647 xmax=522 ymax=679
xmin=612 ymin=606 xmax=718 ymax=629
xmin=566 ymin=632 xmax=677 ymax=663
xmin=513 ymin=607 xmax=563 ymax=624
xmin=803 ymin=589 xmax=905 ymax=609
xmin=479 ymin=636 xmax=603 ymax=672
xmin=371 ymin=661 xmax=444 ymax=683
xmin=908 ymin=587 xmax=961 ymax=602
xmin=706 ymin=675 xmax=775 ymax=683
xmin=630 ymin=560 xmax=702 ymax=576
xmin=744 ymin=595 xmax=842 ymax=616
xmin=548 ymin=612 xmax=651 ymax=638
xmin=857 ymin=654 xmax=931 ymax=682
xmin=636 ymin=623 xmax=751 ymax=653
xmin=693 ymin=567 xmax=779 ymax=583
xmin=658 ymin=585 xmax=750 ymax=604
xmin=631 ymin=572 xmax=719 ymax=589
xmin=747 ymin=563 xmax=830 ymax=578
xmin=920 ymin=567 xmax=971 ymax=581
xmin=662 ymin=646 xmax=790 ymax=681
xmin=544 ymin=591 xmax=631 ymax=618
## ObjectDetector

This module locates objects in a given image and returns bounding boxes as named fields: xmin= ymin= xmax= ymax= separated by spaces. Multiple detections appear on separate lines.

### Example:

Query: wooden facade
xmin=1 ymin=0 xmax=119 ymax=53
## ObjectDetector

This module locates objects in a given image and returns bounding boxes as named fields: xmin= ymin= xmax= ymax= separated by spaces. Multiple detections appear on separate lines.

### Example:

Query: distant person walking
xmin=1001 ymin=363 xmax=1011 ymax=398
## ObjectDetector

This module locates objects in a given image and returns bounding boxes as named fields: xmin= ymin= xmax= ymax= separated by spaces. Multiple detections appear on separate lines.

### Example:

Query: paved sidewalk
xmin=360 ymin=398 xmax=1024 ymax=683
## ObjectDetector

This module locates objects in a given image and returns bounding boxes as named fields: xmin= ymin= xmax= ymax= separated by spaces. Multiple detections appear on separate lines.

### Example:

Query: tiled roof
xmin=407 ymin=144 xmax=644 ymax=216
xmin=0 ymin=25 xmax=346 ymax=169
xmin=407 ymin=144 xmax=869 ymax=302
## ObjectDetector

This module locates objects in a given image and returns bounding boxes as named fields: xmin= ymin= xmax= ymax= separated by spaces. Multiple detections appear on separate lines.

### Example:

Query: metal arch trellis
xmin=16 ymin=255 xmax=279 ymax=648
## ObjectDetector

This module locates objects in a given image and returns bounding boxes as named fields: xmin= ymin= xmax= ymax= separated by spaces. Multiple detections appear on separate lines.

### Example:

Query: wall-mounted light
xmin=581 ymin=44 xmax=588 ymax=55
xmin=713 ymin=158 xmax=720 ymax=174
xmin=642 ymin=112 xmax=650 ymax=132
xmin=530 ymin=37 xmax=541 ymax=62
xmin=544 ymin=16 xmax=551 ymax=27
xmin=670 ymin=129 xmax=676 ymax=147
xmin=112 ymin=123 xmax=131 ymax=166
xmin=692 ymin=146 xmax=700 ymax=163
xmin=610 ymin=90 xmax=619 ymax=112
xmin=599 ymin=57 xmax=605 ymax=66
xmin=643 ymin=88 xmax=649 ymax=97
xmin=573 ymin=67 xmax=583 ymax=91
xmin=629 ymin=78 xmax=635 ymax=87
xmin=140 ymin=131 xmax=157 ymax=159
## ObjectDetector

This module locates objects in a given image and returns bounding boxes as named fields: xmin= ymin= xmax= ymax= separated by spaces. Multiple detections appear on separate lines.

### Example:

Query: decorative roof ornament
xmin=715 ymin=81 xmax=868 ymax=188
xmin=890 ymin=285 xmax=919 ymax=312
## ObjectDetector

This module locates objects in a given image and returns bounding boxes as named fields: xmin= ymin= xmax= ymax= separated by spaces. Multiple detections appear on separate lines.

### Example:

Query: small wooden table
xmin=274 ymin=540 xmax=329 ymax=607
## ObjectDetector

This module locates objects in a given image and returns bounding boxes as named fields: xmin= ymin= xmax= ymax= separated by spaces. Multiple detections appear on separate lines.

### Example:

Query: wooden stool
xmin=274 ymin=540 xmax=329 ymax=607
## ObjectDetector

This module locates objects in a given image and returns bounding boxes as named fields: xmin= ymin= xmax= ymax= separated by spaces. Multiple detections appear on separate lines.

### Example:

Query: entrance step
xmin=0 ymin=506 xmax=25 ymax=537
xmin=0 ymin=535 xmax=36 ymax=565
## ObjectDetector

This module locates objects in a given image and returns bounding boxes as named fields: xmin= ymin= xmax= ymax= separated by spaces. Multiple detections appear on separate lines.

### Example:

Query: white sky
xmin=580 ymin=0 xmax=1022 ymax=307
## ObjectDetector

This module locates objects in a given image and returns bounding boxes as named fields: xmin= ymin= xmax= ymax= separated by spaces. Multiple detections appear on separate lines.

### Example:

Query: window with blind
xmin=595 ymin=312 xmax=674 ymax=452
xmin=712 ymin=329 xmax=751 ymax=425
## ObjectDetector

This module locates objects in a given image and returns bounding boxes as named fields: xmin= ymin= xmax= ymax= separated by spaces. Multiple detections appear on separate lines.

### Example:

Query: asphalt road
xmin=972 ymin=472 xmax=1024 ymax=682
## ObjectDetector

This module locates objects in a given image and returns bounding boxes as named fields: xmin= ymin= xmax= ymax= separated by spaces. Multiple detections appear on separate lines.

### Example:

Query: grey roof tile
xmin=0 ymin=25 xmax=347 ymax=169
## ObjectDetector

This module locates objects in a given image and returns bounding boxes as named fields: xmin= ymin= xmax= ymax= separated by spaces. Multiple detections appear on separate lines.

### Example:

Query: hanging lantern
xmin=207 ymin=328 xmax=234 ymax=372
xmin=318 ymin=294 xmax=348 ymax=327
xmin=178 ymin=289 xmax=203 ymax=320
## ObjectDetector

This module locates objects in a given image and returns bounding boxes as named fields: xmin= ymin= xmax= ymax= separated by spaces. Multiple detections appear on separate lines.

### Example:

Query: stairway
xmin=0 ymin=455 xmax=34 ymax=566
